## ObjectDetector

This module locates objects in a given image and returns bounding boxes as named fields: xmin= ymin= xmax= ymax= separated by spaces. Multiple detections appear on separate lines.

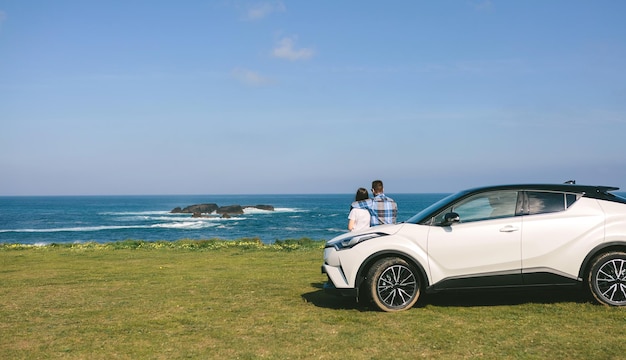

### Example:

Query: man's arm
xmin=351 ymin=200 xmax=370 ymax=210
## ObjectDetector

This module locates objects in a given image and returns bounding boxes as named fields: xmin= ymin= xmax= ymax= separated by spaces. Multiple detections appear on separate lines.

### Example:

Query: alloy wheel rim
xmin=596 ymin=258 xmax=626 ymax=305
xmin=377 ymin=264 xmax=417 ymax=308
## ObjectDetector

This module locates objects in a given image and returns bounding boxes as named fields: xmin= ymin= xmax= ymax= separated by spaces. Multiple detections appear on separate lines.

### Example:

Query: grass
xmin=1 ymin=239 xmax=625 ymax=359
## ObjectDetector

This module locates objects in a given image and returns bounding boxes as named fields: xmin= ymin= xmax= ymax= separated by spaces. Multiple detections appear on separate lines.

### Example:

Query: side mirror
xmin=442 ymin=212 xmax=460 ymax=226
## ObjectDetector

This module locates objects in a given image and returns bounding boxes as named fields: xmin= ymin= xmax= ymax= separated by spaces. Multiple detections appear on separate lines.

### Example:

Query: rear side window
xmin=527 ymin=191 xmax=578 ymax=215
xmin=566 ymin=194 xmax=578 ymax=207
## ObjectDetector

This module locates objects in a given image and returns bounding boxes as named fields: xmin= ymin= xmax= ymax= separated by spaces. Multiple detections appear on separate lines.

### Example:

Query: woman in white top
xmin=348 ymin=188 xmax=371 ymax=232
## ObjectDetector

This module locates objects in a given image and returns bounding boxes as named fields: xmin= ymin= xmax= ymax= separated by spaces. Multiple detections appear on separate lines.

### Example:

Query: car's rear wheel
xmin=588 ymin=251 xmax=626 ymax=306
xmin=366 ymin=257 xmax=420 ymax=312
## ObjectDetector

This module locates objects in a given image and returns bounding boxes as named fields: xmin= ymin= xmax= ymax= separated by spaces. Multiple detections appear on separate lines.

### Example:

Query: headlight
xmin=327 ymin=232 xmax=386 ymax=250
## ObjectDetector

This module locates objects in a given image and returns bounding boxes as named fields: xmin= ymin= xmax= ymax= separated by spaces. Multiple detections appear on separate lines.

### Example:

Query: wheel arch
xmin=354 ymin=250 xmax=429 ymax=297
xmin=578 ymin=241 xmax=626 ymax=280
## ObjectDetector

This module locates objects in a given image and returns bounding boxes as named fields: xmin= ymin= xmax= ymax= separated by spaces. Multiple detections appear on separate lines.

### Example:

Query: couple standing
xmin=348 ymin=180 xmax=397 ymax=232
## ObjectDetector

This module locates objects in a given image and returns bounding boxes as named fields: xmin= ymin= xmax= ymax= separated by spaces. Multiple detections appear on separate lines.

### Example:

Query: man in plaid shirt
xmin=351 ymin=180 xmax=397 ymax=226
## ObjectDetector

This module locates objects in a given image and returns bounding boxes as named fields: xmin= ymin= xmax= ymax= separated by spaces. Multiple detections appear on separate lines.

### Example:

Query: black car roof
xmin=461 ymin=184 xmax=622 ymax=202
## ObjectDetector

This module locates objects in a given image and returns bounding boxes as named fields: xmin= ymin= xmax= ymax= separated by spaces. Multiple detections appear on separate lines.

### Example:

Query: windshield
xmin=405 ymin=190 xmax=471 ymax=224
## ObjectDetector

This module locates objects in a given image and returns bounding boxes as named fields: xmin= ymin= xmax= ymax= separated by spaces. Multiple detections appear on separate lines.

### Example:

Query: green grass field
xmin=1 ymin=239 xmax=625 ymax=359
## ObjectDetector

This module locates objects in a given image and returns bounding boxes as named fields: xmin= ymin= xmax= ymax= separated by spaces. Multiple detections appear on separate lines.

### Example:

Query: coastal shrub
xmin=0 ymin=238 xmax=326 ymax=252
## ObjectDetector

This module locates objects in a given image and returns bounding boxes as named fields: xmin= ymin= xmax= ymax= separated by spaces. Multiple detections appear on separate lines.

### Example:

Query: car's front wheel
xmin=588 ymin=251 xmax=626 ymax=306
xmin=366 ymin=257 xmax=420 ymax=312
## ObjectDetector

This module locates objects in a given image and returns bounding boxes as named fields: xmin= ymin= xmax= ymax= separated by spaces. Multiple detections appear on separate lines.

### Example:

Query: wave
xmin=100 ymin=210 xmax=172 ymax=216
xmin=113 ymin=215 xmax=246 ymax=222
xmin=284 ymin=227 xmax=301 ymax=231
xmin=0 ymin=221 xmax=229 ymax=233
xmin=242 ymin=208 xmax=273 ymax=214
xmin=272 ymin=207 xmax=303 ymax=213
xmin=0 ymin=225 xmax=151 ymax=233
xmin=150 ymin=221 xmax=220 ymax=230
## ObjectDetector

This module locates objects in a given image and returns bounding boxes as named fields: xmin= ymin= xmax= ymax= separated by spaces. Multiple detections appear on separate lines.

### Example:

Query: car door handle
xmin=499 ymin=225 xmax=519 ymax=232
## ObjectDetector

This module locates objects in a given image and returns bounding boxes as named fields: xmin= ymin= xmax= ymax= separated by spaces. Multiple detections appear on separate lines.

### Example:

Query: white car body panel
xmin=426 ymin=217 xmax=522 ymax=284
xmin=519 ymin=198 xmax=606 ymax=279
xmin=323 ymin=224 xmax=430 ymax=289
xmin=598 ymin=200 xmax=626 ymax=243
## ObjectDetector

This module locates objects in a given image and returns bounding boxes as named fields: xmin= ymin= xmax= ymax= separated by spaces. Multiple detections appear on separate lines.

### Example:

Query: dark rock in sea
xmin=171 ymin=203 xmax=274 ymax=215
xmin=217 ymin=205 xmax=244 ymax=215
xmin=221 ymin=213 xmax=231 ymax=219
xmin=171 ymin=203 xmax=219 ymax=214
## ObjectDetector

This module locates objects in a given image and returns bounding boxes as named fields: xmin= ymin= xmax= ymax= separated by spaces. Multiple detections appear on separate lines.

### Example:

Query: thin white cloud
xmin=232 ymin=68 xmax=272 ymax=86
xmin=244 ymin=1 xmax=285 ymax=20
xmin=272 ymin=36 xmax=314 ymax=61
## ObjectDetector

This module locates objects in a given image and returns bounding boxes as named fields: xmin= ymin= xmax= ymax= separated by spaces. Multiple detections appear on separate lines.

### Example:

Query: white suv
xmin=322 ymin=183 xmax=626 ymax=311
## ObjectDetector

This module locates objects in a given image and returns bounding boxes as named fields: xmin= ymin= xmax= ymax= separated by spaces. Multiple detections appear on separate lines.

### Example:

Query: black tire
xmin=366 ymin=257 xmax=420 ymax=312
xmin=588 ymin=251 xmax=626 ymax=306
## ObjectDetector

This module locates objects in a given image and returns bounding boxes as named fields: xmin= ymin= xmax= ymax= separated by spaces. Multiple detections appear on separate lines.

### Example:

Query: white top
xmin=348 ymin=208 xmax=371 ymax=231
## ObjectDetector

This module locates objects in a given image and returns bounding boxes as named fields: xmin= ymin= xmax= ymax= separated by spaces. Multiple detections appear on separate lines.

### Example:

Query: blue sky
xmin=1 ymin=1 xmax=625 ymax=195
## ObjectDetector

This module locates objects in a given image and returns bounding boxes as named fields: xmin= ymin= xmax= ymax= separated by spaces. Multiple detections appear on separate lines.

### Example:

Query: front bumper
xmin=321 ymin=265 xmax=358 ymax=297
xmin=322 ymin=280 xmax=358 ymax=297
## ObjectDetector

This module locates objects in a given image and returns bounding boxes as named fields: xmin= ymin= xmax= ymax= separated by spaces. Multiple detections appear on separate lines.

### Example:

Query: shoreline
xmin=0 ymin=237 xmax=326 ymax=251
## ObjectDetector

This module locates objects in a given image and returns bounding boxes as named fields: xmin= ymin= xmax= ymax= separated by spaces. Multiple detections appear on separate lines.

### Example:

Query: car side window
xmin=566 ymin=193 xmax=578 ymax=207
xmin=433 ymin=190 xmax=519 ymax=224
xmin=527 ymin=191 xmax=572 ymax=215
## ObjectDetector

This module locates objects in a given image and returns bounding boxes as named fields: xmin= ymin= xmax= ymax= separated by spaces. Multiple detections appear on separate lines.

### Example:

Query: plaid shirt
xmin=352 ymin=194 xmax=398 ymax=226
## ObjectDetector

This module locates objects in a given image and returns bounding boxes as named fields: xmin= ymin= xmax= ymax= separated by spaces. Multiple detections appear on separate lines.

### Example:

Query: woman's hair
xmin=355 ymin=187 xmax=369 ymax=201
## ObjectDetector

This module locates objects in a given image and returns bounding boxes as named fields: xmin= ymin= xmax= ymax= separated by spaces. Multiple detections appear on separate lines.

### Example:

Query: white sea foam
xmin=112 ymin=214 xmax=247 ymax=222
xmin=0 ymin=225 xmax=150 ymax=233
xmin=177 ymin=216 xmax=246 ymax=222
xmin=0 ymin=215 xmax=248 ymax=233
xmin=151 ymin=221 xmax=218 ymax=230
xmin=100 ymin=210 xmax=172 ymax=216
xmin=273 ymin=207 xmax=303 ymax=213
xmin=242 ymin=208 xmax=273 ymax=215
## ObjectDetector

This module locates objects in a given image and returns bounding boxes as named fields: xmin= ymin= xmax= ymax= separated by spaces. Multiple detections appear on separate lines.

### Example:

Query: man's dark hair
xmin=372 ymin=180 xmax=384 ymax=194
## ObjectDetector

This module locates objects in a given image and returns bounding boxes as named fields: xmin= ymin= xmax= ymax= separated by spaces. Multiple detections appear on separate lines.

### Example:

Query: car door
xmin=520 ymin=191 xmax=606 ymax=284
xmin=426 ymin=190 xmax=523 ymax=289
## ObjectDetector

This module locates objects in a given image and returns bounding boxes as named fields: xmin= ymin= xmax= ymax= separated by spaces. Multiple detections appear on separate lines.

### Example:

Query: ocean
xmin=0 ymin=194 xmax=448 ymax=245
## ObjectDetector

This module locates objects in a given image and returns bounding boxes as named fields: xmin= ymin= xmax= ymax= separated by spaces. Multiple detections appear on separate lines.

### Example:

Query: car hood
xmin=327 ymin=223 xmax=403 ymax=243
